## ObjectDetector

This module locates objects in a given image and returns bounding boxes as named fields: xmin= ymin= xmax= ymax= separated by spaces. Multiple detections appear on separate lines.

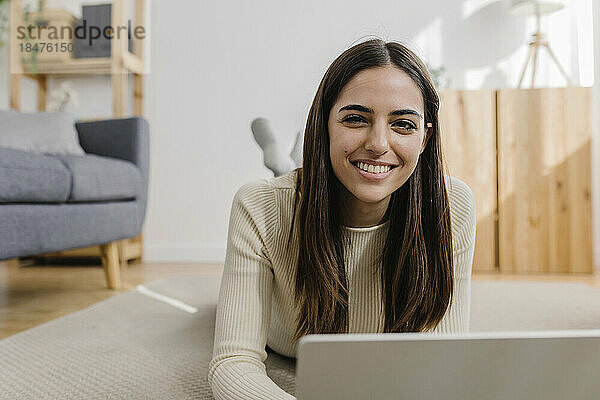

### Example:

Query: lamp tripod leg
xmin=518 ymin=44 xmax=535 ymax=88
xmin=530 ymin=43 xmax=539 ymax=88
xmin=543 ymin=43 xmax=573 ymax=86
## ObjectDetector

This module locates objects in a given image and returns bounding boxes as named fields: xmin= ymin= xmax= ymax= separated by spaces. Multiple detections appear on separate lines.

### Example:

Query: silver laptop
xmin=296 ymin=329 xmax=600 ymax=400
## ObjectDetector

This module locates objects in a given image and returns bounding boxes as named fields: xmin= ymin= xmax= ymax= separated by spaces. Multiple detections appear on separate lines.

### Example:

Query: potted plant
xmin=0 ymin=0 xmax=43 ymax=73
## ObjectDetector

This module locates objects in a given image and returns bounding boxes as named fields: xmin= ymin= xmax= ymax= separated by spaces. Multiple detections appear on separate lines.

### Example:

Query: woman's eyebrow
xmin=338 ymin=104 xmax=373 ymax=113
xmin=389 ymin=109 xmax=423 ymax=119
xmin=338 ymin=104 xmax=423 ymax=119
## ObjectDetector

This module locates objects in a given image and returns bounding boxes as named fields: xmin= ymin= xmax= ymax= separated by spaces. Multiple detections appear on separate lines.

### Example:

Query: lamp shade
xmin=510 ymin=0 xmax=565 ymax=16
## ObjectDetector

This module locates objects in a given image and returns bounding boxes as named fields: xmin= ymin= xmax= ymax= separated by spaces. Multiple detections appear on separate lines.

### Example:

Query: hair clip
xmin=426 ymin=122 xmax=433 ymax=128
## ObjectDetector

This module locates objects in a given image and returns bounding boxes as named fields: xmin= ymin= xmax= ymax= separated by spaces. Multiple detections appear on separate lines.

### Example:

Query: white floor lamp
xmin=511 ymin=0 xmax=572 ymax=88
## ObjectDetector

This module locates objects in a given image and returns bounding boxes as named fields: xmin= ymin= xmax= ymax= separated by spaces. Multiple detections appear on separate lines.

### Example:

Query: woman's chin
xmin=351 ymin=190 xmax=392 ymax=204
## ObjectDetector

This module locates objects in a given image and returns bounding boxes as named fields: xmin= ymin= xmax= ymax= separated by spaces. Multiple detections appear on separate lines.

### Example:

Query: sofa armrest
xmin=75 ymin=117 xmax=149 ymax=183
xmin=75 ymin=117 xmax=150 ymax=232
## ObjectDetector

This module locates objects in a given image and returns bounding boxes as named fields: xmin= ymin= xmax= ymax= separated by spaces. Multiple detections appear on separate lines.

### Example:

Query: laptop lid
xmin=296 ymin=330 xmax=600 ymax=400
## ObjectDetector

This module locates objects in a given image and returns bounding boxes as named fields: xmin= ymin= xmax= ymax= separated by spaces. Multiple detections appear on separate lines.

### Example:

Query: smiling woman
xmin=208 ymin=39 xmax=477 ymax=400
xmin=329 ymin=66 xmax=431 ymax=227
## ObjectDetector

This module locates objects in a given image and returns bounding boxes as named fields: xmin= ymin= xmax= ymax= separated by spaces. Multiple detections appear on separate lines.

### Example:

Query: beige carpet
xmin=0 ymin=276 xmax=598 ymax=399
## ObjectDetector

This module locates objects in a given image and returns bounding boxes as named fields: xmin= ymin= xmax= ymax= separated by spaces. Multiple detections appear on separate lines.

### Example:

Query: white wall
xmin=0 ymin=0 xmax=596 ymax=263
xmin=121 ymin=0 xmax=600 ymax=263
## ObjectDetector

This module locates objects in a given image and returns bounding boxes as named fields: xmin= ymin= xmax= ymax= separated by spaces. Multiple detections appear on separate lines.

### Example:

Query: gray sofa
xmin=0 ymin=117 xmax=149 ymax=289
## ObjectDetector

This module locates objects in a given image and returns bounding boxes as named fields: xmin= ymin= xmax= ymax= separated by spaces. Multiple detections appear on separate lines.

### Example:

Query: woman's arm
xmin=208 ymin=182 xmax=295 ymax=400
xmin=434 ymin=177 xmax=477 ymax=334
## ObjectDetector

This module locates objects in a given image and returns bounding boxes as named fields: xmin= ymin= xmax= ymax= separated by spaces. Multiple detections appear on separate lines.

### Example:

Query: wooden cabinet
xmin=440 ymin=89 xmax=498 ymax=272
xmin=439 ymin=87 xmax=593 ymax=274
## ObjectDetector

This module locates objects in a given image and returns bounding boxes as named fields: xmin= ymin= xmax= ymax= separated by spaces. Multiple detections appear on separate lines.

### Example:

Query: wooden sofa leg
xmin=5 ymin=258 xmax=20 ymax=268
xmin=117 ymin=240 xmax=127 ymax=268
xmin=100 ymin=242 xmax=121 ymax=289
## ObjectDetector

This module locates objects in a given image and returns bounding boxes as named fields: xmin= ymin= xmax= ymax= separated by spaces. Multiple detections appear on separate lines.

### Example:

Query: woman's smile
xmin=351 ymin=160 xmax=398 ymax=181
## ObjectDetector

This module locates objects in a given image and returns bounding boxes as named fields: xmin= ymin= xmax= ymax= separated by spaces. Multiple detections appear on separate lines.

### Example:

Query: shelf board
xmin=22 ymin=53 xmax=144 ymax=76
xmin=24 ymin=58 xmax=112 ymax=75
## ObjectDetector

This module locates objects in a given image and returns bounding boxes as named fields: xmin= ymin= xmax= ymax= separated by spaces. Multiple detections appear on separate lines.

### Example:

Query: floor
xmin=0 ymin=258 xmax=222 ymax=339
xmin=1 ymin=259 xmax=599 ymax=340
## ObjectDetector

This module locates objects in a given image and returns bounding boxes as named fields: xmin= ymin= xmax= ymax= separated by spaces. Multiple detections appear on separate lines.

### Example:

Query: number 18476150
xmin=20 ymin=42 xmax=73 ymax=53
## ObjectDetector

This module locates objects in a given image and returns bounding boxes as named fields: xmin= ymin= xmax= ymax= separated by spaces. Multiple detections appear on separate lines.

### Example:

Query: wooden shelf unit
xmin=8 ymin=0 xmax=147 ymax=265
xmin=9 ymin=0 xmax=146 ymax=116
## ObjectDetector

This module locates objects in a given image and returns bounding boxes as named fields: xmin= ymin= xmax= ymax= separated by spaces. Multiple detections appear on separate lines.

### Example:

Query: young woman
xmin=208 ymin=39 xmax=476 ymax=400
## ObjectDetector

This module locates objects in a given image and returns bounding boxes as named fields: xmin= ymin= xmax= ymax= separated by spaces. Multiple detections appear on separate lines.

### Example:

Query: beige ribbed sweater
xmin=208 ymin=169 xmax=476 ymax=400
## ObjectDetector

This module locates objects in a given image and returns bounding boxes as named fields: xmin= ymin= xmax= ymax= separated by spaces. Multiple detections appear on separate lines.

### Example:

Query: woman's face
xmin=328 ymin=65 xmax=429 ymax=206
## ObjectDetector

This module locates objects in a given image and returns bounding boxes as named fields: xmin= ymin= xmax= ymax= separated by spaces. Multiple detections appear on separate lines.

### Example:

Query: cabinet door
xmin=439 ymin=90 xmax=497 ymax=272
xmin=497 ymin=88 xmax=592 ymax=273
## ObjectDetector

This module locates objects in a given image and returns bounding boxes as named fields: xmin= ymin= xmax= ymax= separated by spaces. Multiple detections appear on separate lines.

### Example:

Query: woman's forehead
xmin=335 ymin=66 xmax=424 ymax=112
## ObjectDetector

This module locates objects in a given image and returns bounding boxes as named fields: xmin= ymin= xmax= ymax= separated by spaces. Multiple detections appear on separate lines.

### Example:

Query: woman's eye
xmin=392 ymin=120 xmax=417 ymax=132
xmin=342 ymin=115 xmax=367 ymax=125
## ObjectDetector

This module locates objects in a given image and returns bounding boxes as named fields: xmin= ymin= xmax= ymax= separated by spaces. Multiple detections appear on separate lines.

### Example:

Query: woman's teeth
xmin=356 ymin=162 xmax=391 ymax=174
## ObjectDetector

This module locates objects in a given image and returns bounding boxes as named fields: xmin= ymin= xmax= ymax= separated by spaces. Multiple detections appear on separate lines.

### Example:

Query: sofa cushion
xmin=0 ymin=147 xmax=71 ymax=203
xmin=54 ymin=154 xmax=142 ymax=202
xmin=0 ymin=110 xmax=85 ymax=155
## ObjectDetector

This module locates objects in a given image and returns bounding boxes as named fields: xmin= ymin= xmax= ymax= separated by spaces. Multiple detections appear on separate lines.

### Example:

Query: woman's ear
xmin=421 ymin=123 xmax=433 ymax=154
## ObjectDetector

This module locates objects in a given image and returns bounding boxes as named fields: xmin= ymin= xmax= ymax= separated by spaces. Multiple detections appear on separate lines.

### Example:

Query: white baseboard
xmin=145 ymin=244 xmax=600 ymax=271
xmin=143 ymin=243 xmax=226 ymax=263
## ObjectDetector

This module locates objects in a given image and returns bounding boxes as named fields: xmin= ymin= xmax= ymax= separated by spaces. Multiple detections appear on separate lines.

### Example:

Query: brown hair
xmin=288 ymin=39 xmax=453 ymax=343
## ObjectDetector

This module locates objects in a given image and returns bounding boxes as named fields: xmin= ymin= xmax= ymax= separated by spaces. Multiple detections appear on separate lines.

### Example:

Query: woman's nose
xmin=364 ymin=121 xmax=390 ymax=155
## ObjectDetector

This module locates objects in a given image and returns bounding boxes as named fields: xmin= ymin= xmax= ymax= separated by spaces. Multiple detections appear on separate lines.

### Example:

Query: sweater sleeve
xmin=208 ymin=181 xmax=295 ymax=400
xmin=433 ymin=177 xmax=477 ymax=334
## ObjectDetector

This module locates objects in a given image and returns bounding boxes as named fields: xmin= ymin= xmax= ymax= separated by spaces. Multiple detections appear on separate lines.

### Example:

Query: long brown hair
xmin=288 ymin=39 xmax=453 ymax=344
